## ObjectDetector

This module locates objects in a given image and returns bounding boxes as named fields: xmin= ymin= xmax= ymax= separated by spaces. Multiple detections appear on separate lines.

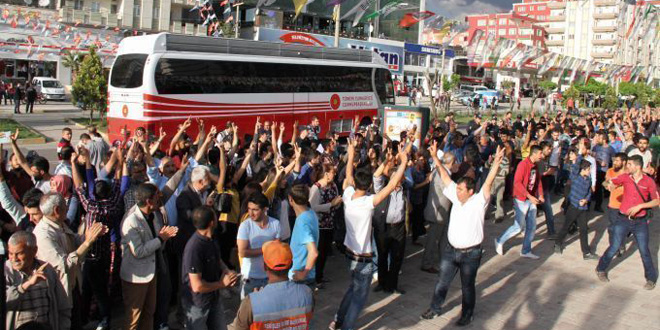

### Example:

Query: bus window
xmin=374 ymin=68 xmax=395 ymax=105
xmin=110 ymin=54 xmax=148 ymax=89
xmin=154 ymin=58 xmax=373 ymax=94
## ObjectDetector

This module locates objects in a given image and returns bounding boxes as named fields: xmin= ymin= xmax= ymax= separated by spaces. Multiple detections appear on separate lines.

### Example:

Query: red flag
xmin=225 ymin=14 xmax=234 ymax=23
xmin=398 ymin=11 xmax=434 ymax=28
xmin=1 ymin=9 xmax=9 ymax=21
xmin=11 ymin=17 xmax=17 ymax=29
xmin=220 ymin=0 xmax=228 ymax=5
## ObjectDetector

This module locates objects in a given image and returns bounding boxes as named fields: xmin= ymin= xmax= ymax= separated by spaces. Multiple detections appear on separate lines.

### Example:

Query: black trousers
xmin=215 ymin=221 xmax=238 ymax=270
xmin=13 ymin=99 xmax=20 ymax=113
xmin=315 ymin=228 xmax=334 ymax=283
xmin=556 ymin=205 xmax=591 ymax=254
xmin=374 ymin=221 xmax=406 ymax=291
xmin=410 ymin=203 xmax=426 ymax=241
xmin=81 ymin=256 xmax=112 ymax=325
xmin=155 ymin=251 xmax=171 ymax=328
xmin=593 ymin=170 xmax=607 ymax=210
xmin=25 ymin=100 xmax=34 ymax=113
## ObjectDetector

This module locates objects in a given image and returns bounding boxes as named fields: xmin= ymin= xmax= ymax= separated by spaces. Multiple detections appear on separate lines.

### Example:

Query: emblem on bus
xmin=330 ymin=94 xmax=341 ymax=110
xmin=122 ymin=105 xmax=128 ymax=117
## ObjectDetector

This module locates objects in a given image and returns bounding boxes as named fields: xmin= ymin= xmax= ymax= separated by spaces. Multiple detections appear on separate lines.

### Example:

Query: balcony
xmin=594 ymin=12 xmax=617 ymax=19
xmin=546 ymin=15 xmax=565 ymax=22
xmin=170 ymin=20 xmax=183 ymax=33
xmin=59 ymin=7 xmax=119 ymax=27
xmin=548 ymin=1 xmax=566 ymax=9
xmin=593 ymin=39 xmax=616 ymax=46
xmin=546 ymin=39 xmax=564 ymax=46
xmin=593 ymin=25 xmax=616 ymax=32
xmin=546 ymin=27 xmax=563 ymax=34
xmin=594 ymin=0 xmax=617 ymax=6
xmin=591 ymin=52 xmax=614 ymax=59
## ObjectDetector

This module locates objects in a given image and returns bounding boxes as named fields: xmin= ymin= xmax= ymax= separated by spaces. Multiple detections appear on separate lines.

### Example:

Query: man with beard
xmin=604 ymin=153 xmax=627 ymax=256
xmin=9 ymin=130 xmax=51 ymax=193
xmin=628 ymin=136 xmax=653 ymax=174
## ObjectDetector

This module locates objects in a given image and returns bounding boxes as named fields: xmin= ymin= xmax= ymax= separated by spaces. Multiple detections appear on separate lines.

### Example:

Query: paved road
xmin=2 ymin=102 xmax=657 ymax=330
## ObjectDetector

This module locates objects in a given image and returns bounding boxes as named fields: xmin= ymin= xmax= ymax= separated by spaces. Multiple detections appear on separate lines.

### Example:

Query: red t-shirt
xmin=612 ymin=174 xmax=659 ymax=218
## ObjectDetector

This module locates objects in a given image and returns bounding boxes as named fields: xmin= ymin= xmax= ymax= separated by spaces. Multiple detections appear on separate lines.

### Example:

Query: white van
xmin=31 ymin=77 xmax=66 ymax=101
xmin=460 ymin=85 xmax=488 ymax=94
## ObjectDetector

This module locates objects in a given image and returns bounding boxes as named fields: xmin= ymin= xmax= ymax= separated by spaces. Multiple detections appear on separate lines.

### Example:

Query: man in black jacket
xmin=25 ymin=83 xmax=37 ymax=114
xmin=13 ymin=83 xmax=22 ymax=114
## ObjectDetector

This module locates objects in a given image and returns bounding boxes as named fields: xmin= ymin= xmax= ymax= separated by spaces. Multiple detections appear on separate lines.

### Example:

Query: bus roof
xmin=117 ymin=33 xmax=387 ymax=67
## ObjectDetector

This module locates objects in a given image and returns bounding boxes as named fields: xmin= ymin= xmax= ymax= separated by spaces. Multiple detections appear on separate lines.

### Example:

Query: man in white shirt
xmin=329 ymin=138 xmax=407 ymax=330
xmin=628 ymin=136 xmax=653 ymax=173
xmin=420 ymin=142 xmax=505 ymax=327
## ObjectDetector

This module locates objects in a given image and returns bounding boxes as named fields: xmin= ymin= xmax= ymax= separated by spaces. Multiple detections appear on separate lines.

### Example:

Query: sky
xmin=425 ymin=0 xmax=515 ymax=20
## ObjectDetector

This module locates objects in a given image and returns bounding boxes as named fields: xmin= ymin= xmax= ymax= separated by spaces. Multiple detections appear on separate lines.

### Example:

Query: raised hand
xmin=158 ymin=226 xmax=178 ymax=241
xmin=10 ymin=128 xmax=19 ymax=142
xmin=85 ymin=222 xmax=108 ymax=243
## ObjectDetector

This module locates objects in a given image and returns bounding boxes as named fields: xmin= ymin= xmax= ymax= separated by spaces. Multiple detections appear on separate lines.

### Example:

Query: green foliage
xmin=619 ymin=81 xmax=654 ymax=106
xmin=602 ymin=87 xmax=618 ymax=110
xmin=61 ymin=50 xmax=83 ymax=82
xmin=538 ymin=80 xmax=557 ymax=92
xmin=442 ymin=74 xmax=460 ymax=92
xmin=501 ymin=80 xmax=515 ymax=90
xmin=578 ymin=79 xmax=609 ymax=97
xmin=71 ymin=47 xmax=107 ymax=123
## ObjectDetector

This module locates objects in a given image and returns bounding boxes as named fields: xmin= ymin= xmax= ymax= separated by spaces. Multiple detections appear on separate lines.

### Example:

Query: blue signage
xmin=404 ymin=43 xmax=455 ymax=58
xmin=257 ymin=28 xmax=405 ymax=75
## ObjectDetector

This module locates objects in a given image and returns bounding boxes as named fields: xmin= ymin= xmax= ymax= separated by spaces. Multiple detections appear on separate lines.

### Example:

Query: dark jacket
xmin=175 ymin=184 xmax=212 ymax=251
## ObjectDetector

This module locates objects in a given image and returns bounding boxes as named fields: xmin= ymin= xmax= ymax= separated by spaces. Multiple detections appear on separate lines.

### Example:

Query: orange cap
xmin=262 ymin=241 xmax=293 ymax=271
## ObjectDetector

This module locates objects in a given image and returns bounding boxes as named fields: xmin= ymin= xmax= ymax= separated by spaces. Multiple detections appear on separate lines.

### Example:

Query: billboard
xmin=257 ymin=28 xmax=405 ymax=75
xmin=380 ymin=105 xmax=430 ymax=148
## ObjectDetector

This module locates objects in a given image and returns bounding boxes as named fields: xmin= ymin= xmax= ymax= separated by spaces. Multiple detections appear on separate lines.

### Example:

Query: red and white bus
xmin=107 ymin=33 xmax=395 ymax=142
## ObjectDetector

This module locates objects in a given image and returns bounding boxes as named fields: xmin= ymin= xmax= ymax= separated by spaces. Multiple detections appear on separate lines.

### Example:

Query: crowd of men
xmin=0 ymin=104 xmax=659 ymax=330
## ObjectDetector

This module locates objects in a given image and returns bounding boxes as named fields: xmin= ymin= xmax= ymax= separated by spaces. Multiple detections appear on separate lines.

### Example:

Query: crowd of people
xmin=0 ymin=104 xmax=658 ymax=330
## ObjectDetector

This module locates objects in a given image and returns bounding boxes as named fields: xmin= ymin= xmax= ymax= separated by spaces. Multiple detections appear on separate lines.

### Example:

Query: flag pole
xmin=334 ymin=4 xmax=341 ymax=47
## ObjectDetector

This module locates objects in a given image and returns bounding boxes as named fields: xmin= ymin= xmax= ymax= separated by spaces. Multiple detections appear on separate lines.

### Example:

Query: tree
xmin=538 ymin=80 xmax=557 ymax=93
xmin=602 ymin=87 xmax=618 ymax=110
xmin=562 ymin=84 xmax=580 ymax=108
xmin=423 ymin=68 xmax=440 ymax=117
xmin=71 ymin=47 xmax=108 ymax=124
xmin=61 ymin=50 xmax=83 ymax=83
xmin=619 ymin=81 xmax=654 ymax=107
xmin=442 ymin=74 xmax=460 ymax=112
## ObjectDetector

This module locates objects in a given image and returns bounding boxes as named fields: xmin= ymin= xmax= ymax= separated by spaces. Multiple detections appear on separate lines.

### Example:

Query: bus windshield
xmin=110 ymin=54 xmax=148 ymax=89
xmin=375 ymin=68 xmax=395 ymax=104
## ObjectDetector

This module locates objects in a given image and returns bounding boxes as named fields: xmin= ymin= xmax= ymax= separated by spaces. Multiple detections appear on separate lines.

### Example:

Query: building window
xmin=499 ymin=28 xmax=506 ymax=35
xmin=153 ymin=6 xmax=160 ymax=18
xmin=477 ymin=19 xmax=486 ymax=26
xmin=538 ymin=6 xmax=545 ymax=10
xmin=133 ymin=4 xmax=140 ymax=16
xmin=111 ymin=4 xmax=117 ymax=14
xmin=499 ymin=18 xmax=507 ymax=25
xmin=509 ymin=28 xmax=516 ymax=35
xmin=538 ymin=15 xmax=545 ymax=20
xmin=90 ymin=2 xmax=100 ymax=12
xmin=519 ymin=6 xmax=525 ymax=12
xmin=569 ymin=34 xmax=574 ymax=39
xmin=74 ymin=0 xmax=83 ymax=10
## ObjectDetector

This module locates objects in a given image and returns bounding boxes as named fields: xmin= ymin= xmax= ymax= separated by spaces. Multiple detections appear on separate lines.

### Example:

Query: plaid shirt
xmin=77 ymin=179 xmax=123 ymax=261
xmin=568 ymin=162 xmax=592 ymax=210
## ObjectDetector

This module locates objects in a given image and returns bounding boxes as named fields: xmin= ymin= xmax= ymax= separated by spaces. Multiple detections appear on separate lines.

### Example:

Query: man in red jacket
xmin=495 ymin=145 xmax=544 ymax=259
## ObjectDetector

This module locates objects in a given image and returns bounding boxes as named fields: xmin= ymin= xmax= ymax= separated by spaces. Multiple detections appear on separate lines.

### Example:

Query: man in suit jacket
xmin=120 ymin=183 xmax=178 ymax=330
xmin=176 ymin=166 xmax=213 ymax=249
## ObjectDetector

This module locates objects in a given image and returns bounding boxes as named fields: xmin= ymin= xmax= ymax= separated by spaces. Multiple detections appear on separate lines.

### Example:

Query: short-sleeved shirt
xmin=288 ymin=209 xmax=319 ymax=281
xmin=182 ymin=232 xmax=223 ymax=308
xmin=628 ymin=148 xmax=653 ymax=168
xmin=443 ymin=182 xmax=488 ymax=249
xmin=342 ymin=186 xmax=375 ymax=255
xmin=237 ymin=217 xmax=281 ymax=279
xmin=606 ymin=168 xmax=625 ymax=209
xmin=611 ymin=173 xmax=659 ymax=218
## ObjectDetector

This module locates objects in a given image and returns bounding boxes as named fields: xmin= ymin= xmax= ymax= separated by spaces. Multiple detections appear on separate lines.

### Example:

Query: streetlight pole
xmin=234 ymin=2 xmax=243 ymax=38
xmin=334 ymin=4 xmax=340 ymax=47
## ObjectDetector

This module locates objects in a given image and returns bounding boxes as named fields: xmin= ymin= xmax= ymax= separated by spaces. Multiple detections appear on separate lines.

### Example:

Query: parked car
xmin=31 ymin=77 xmax=67 ymax=101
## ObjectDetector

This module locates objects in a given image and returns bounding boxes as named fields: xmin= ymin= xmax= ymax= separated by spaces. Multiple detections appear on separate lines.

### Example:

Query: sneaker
xmin=494 ymin=239 xmax=504 ymax=256
xmin=421 ymin=309 xmax=441 ymax=320
xmin=520 ymin=252 xmax=540 ymax=259
xmin=95 ymin=319 xmax=109 ymax=330
xmin=643 ymin=280 xmax=656 ymax=290
xmin=595 ymin=270 xmax=610 ymax=283
xmin=455 ymin=313 xmax=474 ymax=327
xmin=583 ymin=253 xmax=599 ymax=260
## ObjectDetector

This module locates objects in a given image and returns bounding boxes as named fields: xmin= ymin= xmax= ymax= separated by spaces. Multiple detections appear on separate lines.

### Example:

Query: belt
xmin=345 ymin=251 xmax=373 ymax=263
xmin=619 ymin=212 xmax=648 ymax=220
xmin=450 ymin=244 xmax=482 ymax=253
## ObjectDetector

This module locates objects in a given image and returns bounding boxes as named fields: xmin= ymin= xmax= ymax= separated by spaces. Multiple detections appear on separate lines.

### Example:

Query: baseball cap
xmin=262 ymin=241 xmax=293 ymax=271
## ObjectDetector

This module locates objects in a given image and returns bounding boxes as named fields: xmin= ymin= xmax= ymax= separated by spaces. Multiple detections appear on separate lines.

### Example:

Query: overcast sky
xmin=425 ymin=0 xmax=514 ymax=20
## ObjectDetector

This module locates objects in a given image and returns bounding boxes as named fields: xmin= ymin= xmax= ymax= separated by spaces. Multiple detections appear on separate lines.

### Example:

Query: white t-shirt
xmin=443 ymin=182 xmax=488 ymax=249
xmin=628 ymin=148 xmax=652 ymax=168
xmin=342 ymin=186 xmax=375 ymax=255
xmin=549 ymin=140 xmax=561 ymax=167
xmin=237 ymin=217 xmax=281 ymax=279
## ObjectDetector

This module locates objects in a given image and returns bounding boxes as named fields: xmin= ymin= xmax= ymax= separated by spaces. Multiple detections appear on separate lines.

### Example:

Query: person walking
xmin=233 ymin=241 xmax=314 ymax=330
xmin=495 ymin=145 xmax=545 ymax=259
xmin=421 ymin=143 xmax=505 ymax=326
xmin=604 ymin=153 xmax=627 ymax=256
xmin=25 ymin=83 xmax=36 ymax=114
xmin=13 ymin=83 xmax=22 ymax=114
xmin=287 ymin=184 xmax=319 ymax=287
xmin=181 ymin=206 xmax=238 ymax=330
xmin=596 ymin=155 xmax=658 ymax=290
xmin=309 ymin=164 xmax=341 ymax=287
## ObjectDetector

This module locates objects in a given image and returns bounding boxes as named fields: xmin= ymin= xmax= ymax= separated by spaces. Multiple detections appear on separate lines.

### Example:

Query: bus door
xmin=108 ymin=54 xmax=150 ymax=139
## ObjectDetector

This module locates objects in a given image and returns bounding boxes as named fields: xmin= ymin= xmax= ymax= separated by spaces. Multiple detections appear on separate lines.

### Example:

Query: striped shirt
xmin=568 ymin=162 xmax=592 ymax=210
xmin=77 ymin=179 xmax=123 ymax=261
xmin=14 ymin=265 xmax=51 ymax=327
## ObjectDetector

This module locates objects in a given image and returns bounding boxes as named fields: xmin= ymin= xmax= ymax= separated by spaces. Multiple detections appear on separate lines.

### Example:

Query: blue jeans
xmin=497 ymin=199 xmax=537 ymax=254
xmin=183 ymin=296 xmax=227 ymax=330
xmin=597 ymin=214 xmax=658 ymax=282
xmin=334 ymin=259 xmax=376 ymax=330
xmin=241 ymin=277 xmax=268 ymax=299
xmin=429 ymin=244 xmax=482 ymax=316
xmin=542 ymin=191 xmax=555 ymax=235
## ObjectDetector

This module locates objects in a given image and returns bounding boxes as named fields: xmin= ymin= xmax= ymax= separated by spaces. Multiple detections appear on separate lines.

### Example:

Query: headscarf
xmin=50 ymin=174 xmax=73 ymax=199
